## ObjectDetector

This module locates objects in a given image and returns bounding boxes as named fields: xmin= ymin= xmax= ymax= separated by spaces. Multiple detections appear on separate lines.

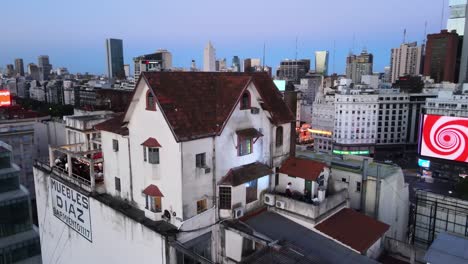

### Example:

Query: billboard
xmin=420 ymin=115 xmax=468 ymax=163
xmin=418 ymin=158 xmax=430 ymax=168
xmin=50 ymin=177 xmax=92 ymax=242
xmin=0 ymin=90 xmax=11 ymax=107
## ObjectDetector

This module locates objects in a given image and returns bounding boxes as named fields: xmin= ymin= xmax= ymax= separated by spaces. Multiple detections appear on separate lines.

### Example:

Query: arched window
xmin=240 ymin=91 xmax=251 ymax=110
xmin=146 ymin=90 xmax=156 ymax=111
xmin=276 ymin=126 xmax=283 ymax=147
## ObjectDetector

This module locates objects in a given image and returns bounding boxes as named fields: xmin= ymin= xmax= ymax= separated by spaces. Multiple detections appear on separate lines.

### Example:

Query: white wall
xmin=34 ymin=168 xmax=168 ymax=264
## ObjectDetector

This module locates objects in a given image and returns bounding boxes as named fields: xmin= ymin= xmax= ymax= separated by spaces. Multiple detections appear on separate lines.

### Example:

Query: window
xmin=146 ymin=90 xmax=156 ymax=110
xmin=342 ymin=177 xmax=347 ymax=183
xmin=146 ymin=195 xmax=162 ymax=213
xmin=238 ymin=137 xmax=253 ymax=156
xmin=246 ymin=179 xmax=258 ymax=203
xmin=197 ymin=199 xmax=207 ymax=214
xmin=148 ymin=148 xmax=160 ymax=164
xmin=219 ymin=187 xmax=231 ymax=209
xmin=356 ymin=182 xmax=361 ymax=192
xmin=112 ymin=139 xmax=119 ymax=152
xmin=240 ymin=91 xmax=251 ymax=110
xmin=115 ymin=177 xmax=121 ymax=192
xmin=196 ymin=153 xmax=206 ymax=167
xmin=276 ymin=126 xmax=283 ymax=147
xmin=143 ymin=147 xmax=147 ymax=161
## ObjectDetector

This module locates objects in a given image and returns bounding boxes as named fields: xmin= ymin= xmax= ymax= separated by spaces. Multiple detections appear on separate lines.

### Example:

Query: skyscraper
xmin=276 ymin=59 xmax=311 ymax=83
xmin=133 ymin=49 xmax=173 ymax=81
xmin=203 ymin=41 xmax=216 ymax=72
xmin=27 ymin=63 xmax=40 ymax=81
xmin=389 ymin=42 xmax=423 ymax=83
xmin=14 ymin=58 xmax=24 ymax=76
xmin=458 ymin=2 xmax=468 ymax=83
xmin=232 ymin=56 xmax=241 ymax=72
xmin=5 ymin=64 xmax=14 ymax=77
xmin=447 ymin=0 xmax=467 ymax=36
xmin=345 ymin=49 xmax=373 ymax=83
xmin=315 ymin=51 xmax=329 ymax=76
xmin=105 ymin=38 xmax=124 ymax=79
xmin=423 ymin=30 xmax=460 ymax=83
xmin=38 ymin=55 xmax=52 ymax=81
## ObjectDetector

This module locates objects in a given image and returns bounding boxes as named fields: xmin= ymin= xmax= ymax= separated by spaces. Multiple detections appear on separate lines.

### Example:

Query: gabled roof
xmin=315 ymin=208 xmax=389 ymax=254
xmin=219 ymin=162 xmax=272 ymax=186
xmin=279 ymin=157 xmax=326 ymax=181
xmin=141 ymin=137 xmax=162 ymax=148
xmin=128 ymin=72 xmax=293 ymax=142
xmin=94 ymin=113 xmax=129 ymax=136
xmin=142 ymin=184 xmax=164 ymax=197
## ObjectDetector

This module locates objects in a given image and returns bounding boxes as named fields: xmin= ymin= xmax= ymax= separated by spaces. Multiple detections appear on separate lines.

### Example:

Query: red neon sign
xmin=0 ymin=90 xmax=11 ymax=107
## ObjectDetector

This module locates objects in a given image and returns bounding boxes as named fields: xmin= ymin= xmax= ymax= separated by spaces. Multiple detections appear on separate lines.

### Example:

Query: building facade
xmin=423 ymin=30 xmax=460 ymax=83
xmin=105 ymin=38 xmax=124 ymax=79
xmin=133 ymin=49 xmax=173 ymax=81
xmin=346 ymin=50 xmax=373 ymax=84
xmin=390 ymin=42 xmax=423 ymax=84
xmin=38 ymin=55 xmax=52 ymax=81
xmin=203 ymin=41 xmax=216 ymax=72
xmin=447 ymin=0 xmax=467 ymax=35
xmin=14 ymin=58 xmax=24 ymax=76
xmin=276 ymin=59 xmax=310 ymax=83
xmin=315 ymin=51 xmax=329 ymax=76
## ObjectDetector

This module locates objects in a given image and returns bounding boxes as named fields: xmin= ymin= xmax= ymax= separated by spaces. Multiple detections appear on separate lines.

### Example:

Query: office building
xmin=27 ymin=63 xmax=40 ymax=81
xmin=243 ymin=58 xmax=261 ymax=73
xmin=133 ymin=49 xmax=172 ymax=81
xmin=423 ymin=30 xmax=460 ymax=83
xmin=276 ymin=59 xmax=311 ymax=83
xmin=124 ymin=64 xmax=130 ymax=78
xmin=390 ymin=42 xmax=423 ymax=83
xmin=447 ymin=0 xmax=467 ymax=35
xmin=203 ymin=41 xmax=216 ymax=72
xmin=38 ymin=55 xmax=52 ymax=81
xmin=232 ymin=56 xmax=241 ymax=72
xmin=346 ymin=49 xmax=373 ymax=83
xmin=14 ymin=58 xmax=24 ymax=76
xmin=106 ymin=38 xmax=124 ymax=79
xmin=315 ymin=51 xmax=329 ymax=76
xmin=311 ymin=94 xmax=335 ymax=152
xmin=4 ymin=64 xmax=14 ymax=77
xmin=0 ymin=141 xmax=41 ymax=263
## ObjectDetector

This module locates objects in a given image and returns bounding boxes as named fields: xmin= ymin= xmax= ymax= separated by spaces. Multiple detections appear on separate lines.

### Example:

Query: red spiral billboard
xmin=421 ymin=115 xmax=468 ymax=163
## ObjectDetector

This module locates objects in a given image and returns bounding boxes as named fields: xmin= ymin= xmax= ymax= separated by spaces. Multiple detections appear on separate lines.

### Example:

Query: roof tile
xmin=279 ymin=157 xmax=326 ymax=181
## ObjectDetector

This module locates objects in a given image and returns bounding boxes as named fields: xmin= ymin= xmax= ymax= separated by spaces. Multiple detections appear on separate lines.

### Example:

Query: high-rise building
xmin=390 ymin=42 xmax=423 ymax=83
xmin=124 ymin=64 xmax=130 ymax=78
xmin=38 ymin=55 xmax=52 ymax=81
xmin=203 ymin=41 xmax=216 ymax=72
xmin=276 ymin=59 xmax=311 ymax=83
xmin=27 ymin=63 xmax=40 ymax=81
xmin=106 ymin=38 xmax=124 ymax=79
xmin=423 ymin=30 xmax=460 ymax=83
xmin=315 ymin=51 xmax=329 ymax=76
xmin=133 ymin=49 xmax=172 ymax=81
xmin=345 ymin=49 xmax=373 ymax=83
xmin=14 ymin=58 xmax=24 ymax=76
xmin=232 ymin=56 xmax=241 ymax=72
xmin=0 ymin=141 xmax=41 ymax=263
xmin=458 ymin=2 xmax=468 ymax=83
xmin=5 ymin=64 xmax=14 ymax=77
xmin=447 ymin=0 xmax=467 ymax=36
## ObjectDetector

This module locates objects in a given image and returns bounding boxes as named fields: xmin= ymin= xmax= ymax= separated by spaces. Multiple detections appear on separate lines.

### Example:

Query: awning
xmin=236 ymin=128 xmax=263 ymax=139
xmin=219 ymin=162 xmax=272 ymax=186
xmin=141 ymin=137 xmax=162 ymax=148
xmin=142 ymin=184 xmax=164 ymax=197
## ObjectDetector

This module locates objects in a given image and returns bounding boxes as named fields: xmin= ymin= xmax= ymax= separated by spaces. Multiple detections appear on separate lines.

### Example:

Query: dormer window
xmin=143 ymin=184 xmax=163 ymax=213
xmin=236 ymin=128 xmax=263 ymax=156
xmin=240 ymin=91 xmax=251 ymax=110
xmin=146 ymin=90 xmax=156 ymax=111
xmin=141 ymin=138 xmax=161 ymax=164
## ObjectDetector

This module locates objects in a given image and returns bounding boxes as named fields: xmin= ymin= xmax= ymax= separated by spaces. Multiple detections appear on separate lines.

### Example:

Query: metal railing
xmin=35 ymin=160 xmax=93 ymax=193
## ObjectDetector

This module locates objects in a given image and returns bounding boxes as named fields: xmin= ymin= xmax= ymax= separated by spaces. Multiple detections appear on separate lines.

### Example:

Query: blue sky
xmin=1 ymin=0 xmax=448 ymax=75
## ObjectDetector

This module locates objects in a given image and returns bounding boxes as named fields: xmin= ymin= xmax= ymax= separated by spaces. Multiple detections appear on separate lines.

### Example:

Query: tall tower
xmin=38 ymin=55 xmax=52 ymax=81
xmin=106 ymin=38 xmax=124 ymax=79
xmin=447 ymin=0 xmax=467 ymax=36
xmin=389 ymin=42 xmax=423 ymax=83
xmin=14 ymin=58 xmax=24 ymax=76
xmin=203 ymin=41 xmax=216 ymax=72
xmin=315 ymin=51 xmax=329 ymax=76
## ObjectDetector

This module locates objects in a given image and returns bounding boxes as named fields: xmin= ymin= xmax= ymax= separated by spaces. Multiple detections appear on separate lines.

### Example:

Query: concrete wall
xmin=34 ymin=168 xmax=167 ymax=264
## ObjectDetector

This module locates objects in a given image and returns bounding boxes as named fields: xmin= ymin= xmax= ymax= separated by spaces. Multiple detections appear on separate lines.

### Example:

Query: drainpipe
xmin=361 ymin=159 xmax=368 ymax=213
xmin=374 ymin=165 xmax=382 ymax=219
xmin=212 ymin=136 xmax=219 ymax=263
xmin=126 ymin=136 xmax=134 ymax=203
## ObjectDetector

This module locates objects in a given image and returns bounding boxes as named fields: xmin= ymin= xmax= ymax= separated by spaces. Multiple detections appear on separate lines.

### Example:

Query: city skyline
xmin=0 ymin=0 xmax=448 ymax=75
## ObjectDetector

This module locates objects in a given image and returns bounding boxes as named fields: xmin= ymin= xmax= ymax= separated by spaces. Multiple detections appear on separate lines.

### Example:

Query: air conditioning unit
xmin=233 ymin=207 xmax=244 ymax=219
xmin=264 ymin=193 xmax=275 ymax=206
xmin=203 ymin=167 xmax=211 ymax=174
xmin=251 ymin=107 xmax=260 ymax=114
xmin=276 ymin=200 xmax=286 ymax=209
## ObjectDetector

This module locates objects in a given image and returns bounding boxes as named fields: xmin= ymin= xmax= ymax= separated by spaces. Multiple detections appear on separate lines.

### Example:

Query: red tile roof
xmin=279 ymin=157 xmax=326 ymax=181
xmin=94 ymin=113 xmax=129 ymax=136
xmin=140 ymin=72 xmax=294 ymax=142
xmin=141 ymin=137 xmax=162 ymax=148
xmin=315 ymin=208 xmax=389 ymax=254
xmin=142 ymin=184 xmax=164 ymax=197
xmin=219 ymin=162 xmax=272 ymax=186
xmin=236 ymin=128 xmax=263 ymax=138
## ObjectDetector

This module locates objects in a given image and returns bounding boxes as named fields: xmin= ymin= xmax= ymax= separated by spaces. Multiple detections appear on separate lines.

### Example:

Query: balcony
xmin=267 ymin=189 xmax=349 ymax=223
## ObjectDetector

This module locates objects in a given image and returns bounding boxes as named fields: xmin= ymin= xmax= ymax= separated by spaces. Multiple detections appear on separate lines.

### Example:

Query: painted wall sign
xmin=50 ymin=177 xmax=92 ymax=242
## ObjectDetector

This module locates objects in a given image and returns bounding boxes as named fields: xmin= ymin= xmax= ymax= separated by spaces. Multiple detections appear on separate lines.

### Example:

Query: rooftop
xmin=244 ymin=211 xmax=378 ymax=264
xmin=279 ymin=157 xmax=326 ymax=181
xmin=315 ymin=208 xmax=389 ymax=254
xmin=424 ymin=233 xmax=468 ymax=264
xmin=94 ymin=113 xmax=128 ymax=136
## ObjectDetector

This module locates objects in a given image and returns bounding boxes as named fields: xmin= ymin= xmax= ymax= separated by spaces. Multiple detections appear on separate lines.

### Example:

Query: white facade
xmin=311 ymin=95 xmax=335 ymax=153
xmin=315 ymin=51 xmax=329 ymax=76
xmin=203 ymin=41 xmax=216 ymax=72
xmin=377 ymin=90 xmax=410 ymax=145
xmin=425 ymin=90 xmax=468 ymax=117
xmin=390 ymin=42 xmax=423 ymax=83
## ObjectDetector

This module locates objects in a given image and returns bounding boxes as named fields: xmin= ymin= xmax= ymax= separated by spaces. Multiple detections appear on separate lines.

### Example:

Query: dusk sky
xmin=1 ymin=0 xmax=448 ymax=75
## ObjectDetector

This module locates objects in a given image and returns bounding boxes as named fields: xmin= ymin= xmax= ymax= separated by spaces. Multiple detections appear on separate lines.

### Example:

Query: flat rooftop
xmin=244 ymin=211 xmax=378 ymax=264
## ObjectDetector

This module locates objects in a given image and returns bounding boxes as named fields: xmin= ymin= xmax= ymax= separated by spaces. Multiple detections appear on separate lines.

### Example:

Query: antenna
xmin=403 ymin=28 xmax=407 ymax=44
xmin=333 ymin=40 xmax=336 ymax=74
xmin=262 ymin=42 xmax=266 ymax=70
xmin=295 ymin=36 xmax=298 ymax=60
xmin=423 ymin=21 xmax=428 ymax=46
xmin=441 ymin=0 xmax=445 ymax=30
xmin=352 ymin=33 xmax=355 ymax=53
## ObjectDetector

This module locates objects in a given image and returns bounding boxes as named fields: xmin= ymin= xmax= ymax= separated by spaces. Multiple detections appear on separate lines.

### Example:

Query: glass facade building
xmin=448 ymin=0 xmax=467 ymax=36
xmin=106 ymin=38 xmax=124 ymax=79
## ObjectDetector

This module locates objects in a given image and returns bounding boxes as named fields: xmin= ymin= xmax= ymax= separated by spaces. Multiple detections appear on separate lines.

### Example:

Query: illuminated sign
xmin=308 ymin=129 xmax=333 ymax=136
xmin=332 ymin=150 xmax=370 ymax=155
xmin=418 ymin=158 xmax=430 ymax=168
xmin=50 ymin=178 xmax=92 ymax=242
xmin=420 ymin=115 xmax=468 ymax=163
xmin=0 ymin=90 xmax=11 ymax=107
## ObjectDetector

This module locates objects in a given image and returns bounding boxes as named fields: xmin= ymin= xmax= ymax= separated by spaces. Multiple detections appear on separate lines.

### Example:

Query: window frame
xmin=245 ymin=179 xmax=258 ymax=204
xmin=238 ymin=136 xmax=253 ymax=156
xmin=112 ymin=139 xmax=119 ymax=152
xmin=147 ymin=147 xmax=160 ymax=164
xmin=356 ymin=182 xmax=362 ymax=192
xmin=115 ymin=177 xmax=121 ymax=192
xmin=276 ymin=126 xmax=283 ymax=147
xmin=197 ymin=199 xmax=207 ymax=214
xmin=196 ymin=153 xmax=206 ymax=168
xmin=146 ymin=195 xmax=162 ymax=213
xmin=240 ymin=91 xmax=251 ymax=110
xmin=146 ymin=90 xmax=156 ymax=111
xmin=219 ymin=187 xmax=232 ymax=209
